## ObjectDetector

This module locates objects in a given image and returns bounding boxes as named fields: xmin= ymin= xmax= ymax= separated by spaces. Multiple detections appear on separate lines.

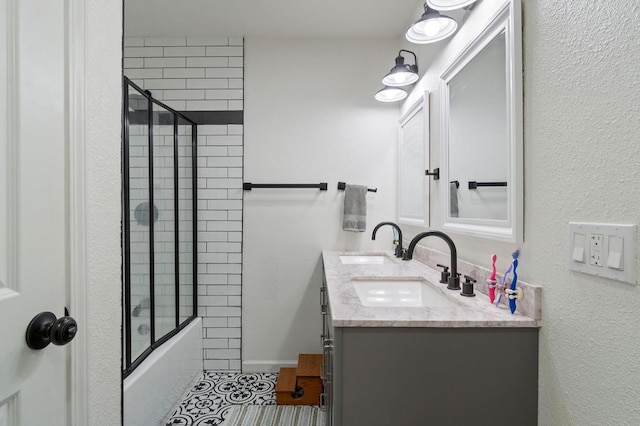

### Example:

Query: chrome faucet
xmin=403 ymin=231 xmax=461 ymax=290
xmin=372 ymin=222 xmax=404 ymax=258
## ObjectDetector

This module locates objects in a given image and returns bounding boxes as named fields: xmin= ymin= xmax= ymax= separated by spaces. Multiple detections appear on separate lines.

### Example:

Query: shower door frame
xmin=122 ymin=77 xmax=198 ymax=377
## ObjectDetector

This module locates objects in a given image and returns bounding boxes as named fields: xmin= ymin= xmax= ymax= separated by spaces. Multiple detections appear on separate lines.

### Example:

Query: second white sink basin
xmin=339 ymin=255 xmax=387 ymax=265
xmin=352 ymin=278 xmax=459 ymax=308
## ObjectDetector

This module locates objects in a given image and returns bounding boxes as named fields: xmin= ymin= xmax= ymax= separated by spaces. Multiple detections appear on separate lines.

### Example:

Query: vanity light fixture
xmin=406 ymin=3 xmax=457 ymax=44
xmin=374 ymin=86 xmax=408 ymax=103
xmin=427 ymin=0 xmax=478 ymax=12
xmin=381 ymin=50 xmax=419 ymax=87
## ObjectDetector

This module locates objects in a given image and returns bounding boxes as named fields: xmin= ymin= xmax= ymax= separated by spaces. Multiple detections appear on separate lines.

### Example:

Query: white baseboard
xmin=242 ymin=360 xmax=297 ymax=373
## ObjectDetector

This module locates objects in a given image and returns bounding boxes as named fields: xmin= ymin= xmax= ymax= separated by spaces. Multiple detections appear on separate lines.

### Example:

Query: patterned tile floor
xmin=165 ymin=372 xmax=278 ymax=426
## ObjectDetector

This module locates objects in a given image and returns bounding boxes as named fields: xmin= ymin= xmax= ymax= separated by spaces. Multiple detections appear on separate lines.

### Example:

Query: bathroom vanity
xmin=320 ymin=251 xmax=540 ymax=426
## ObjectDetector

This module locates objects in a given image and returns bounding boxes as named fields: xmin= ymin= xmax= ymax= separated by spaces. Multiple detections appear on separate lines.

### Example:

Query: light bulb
xmin=406 ymin=11 xmax=457 ymax=44
xmin=423 ymin=19 xmax=442 ymax=37
xmin=388 ymin=72 xmax=412 ymax=85
xmin=386 ymin=74 xmax=401 ymax=84
xmin=375 ymin=87 xmax=407 ymax=103
xmin=427 ymin=0 xmax=478 ymax=12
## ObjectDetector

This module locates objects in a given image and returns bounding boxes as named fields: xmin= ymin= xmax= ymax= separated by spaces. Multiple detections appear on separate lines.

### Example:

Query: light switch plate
xmin=571 ymin=232 xmax=585 ymax=263
xmin=569 ymin=222 xmax=636 ymax=284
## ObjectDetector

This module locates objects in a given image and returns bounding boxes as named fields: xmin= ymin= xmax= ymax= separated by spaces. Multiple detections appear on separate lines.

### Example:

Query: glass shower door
xmin=177 ymin=118 xmax=195 ymax=322
xmin=122 ymin=77 xmax=197 ymax=375
xmin=152 ymin=103 xmax=176 ymax=340
xmin=126 ymin=85 xmax=152 ymax=362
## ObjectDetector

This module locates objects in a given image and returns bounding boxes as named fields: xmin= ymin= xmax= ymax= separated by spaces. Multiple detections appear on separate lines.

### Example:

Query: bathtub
xmin=123 ymin=317 xmax=203 ymax=426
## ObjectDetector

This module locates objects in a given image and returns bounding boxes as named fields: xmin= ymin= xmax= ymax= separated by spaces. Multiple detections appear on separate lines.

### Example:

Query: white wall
xmin=525 ymin=2 xmax=640 ymax=423
xmin=84 ymin=0 xmax=122 ymax=423
xmin=243 ymin=38 xmax=400 ymax=370
xmin=401 ymin=0 xmax=640 ymax=424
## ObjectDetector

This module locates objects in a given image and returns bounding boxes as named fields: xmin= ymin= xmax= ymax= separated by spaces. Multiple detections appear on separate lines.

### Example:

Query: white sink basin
xmin=339 ymin=255 xmax=387 ymax=265
xmin=352 ymin=278 xmax=459 ymax=308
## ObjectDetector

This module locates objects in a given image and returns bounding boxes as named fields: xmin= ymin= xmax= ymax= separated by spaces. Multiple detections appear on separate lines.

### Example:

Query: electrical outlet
xmin=569 ymin=222 xmax=637 ymax=284
xmin=589 ymin=233 xmax=603 ymax=267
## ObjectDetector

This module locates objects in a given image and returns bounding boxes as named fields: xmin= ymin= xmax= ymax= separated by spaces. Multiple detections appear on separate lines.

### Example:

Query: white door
xmin=0 ymin=0 xmax=72 ymax=424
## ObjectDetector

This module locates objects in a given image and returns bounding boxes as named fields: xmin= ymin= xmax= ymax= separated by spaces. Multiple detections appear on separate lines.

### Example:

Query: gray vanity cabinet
xmin=320 ymin=278 xmax=334 ymax=425
xmin=321 ymin=280 xmax=539 ymax=426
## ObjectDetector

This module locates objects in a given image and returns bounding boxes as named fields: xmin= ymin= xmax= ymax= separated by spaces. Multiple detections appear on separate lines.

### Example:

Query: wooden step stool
xmin=275 ymin=353 xmax=323 ymax=405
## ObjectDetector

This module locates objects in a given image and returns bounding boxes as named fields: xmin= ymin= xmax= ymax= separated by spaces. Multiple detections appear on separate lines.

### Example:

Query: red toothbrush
xmin=487 ymin=254 xmax=497 ymax=303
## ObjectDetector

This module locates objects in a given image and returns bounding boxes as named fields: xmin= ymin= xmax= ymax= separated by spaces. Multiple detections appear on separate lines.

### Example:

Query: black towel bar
xmin=243 ymin=182 xmax=328 ymax=191
xmin=337 ymin=182 xmax=377 ymax=192
xmin=468 ymin=181 xmax=508 ymax=190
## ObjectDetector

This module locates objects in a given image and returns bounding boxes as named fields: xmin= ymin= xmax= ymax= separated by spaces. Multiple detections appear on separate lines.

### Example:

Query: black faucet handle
xmin=436 ymin=264 xmax=450 ymax=284
xmin=461 ymin=275 xmax=476 ymax=297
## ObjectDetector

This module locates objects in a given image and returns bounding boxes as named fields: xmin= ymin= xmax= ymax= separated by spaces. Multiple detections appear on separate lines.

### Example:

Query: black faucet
xmin=372 ymin=222 xmax=404 ymax=258
xmin=403 ymin=231 xmax=460 ymax=290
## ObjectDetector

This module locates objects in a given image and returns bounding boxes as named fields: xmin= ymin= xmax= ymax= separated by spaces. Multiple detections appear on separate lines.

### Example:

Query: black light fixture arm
xmin=399 ymin=49 xmax=417 ymax=65
xmin=397 ymin=49 xmax=418 ymax=73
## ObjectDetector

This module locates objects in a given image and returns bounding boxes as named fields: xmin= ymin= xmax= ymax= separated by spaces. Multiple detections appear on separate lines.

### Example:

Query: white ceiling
xmin=124 ymin=0 xmax=427 ymax=39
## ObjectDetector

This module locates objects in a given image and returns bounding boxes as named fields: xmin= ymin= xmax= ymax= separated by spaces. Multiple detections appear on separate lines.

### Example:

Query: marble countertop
xmin=322 ymin=250 xmax=541 ymax=328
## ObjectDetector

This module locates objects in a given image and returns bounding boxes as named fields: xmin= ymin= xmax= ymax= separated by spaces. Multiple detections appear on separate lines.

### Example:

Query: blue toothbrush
xmin=495 ymin=250 xmax=519 ymax=307
xmin=508 ymin=258 xmax=519 ymax=314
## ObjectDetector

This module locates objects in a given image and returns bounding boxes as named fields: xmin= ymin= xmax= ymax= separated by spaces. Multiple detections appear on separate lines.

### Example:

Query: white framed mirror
xmin=398 ymin=91 xmax=429 ymax=227
xmin=439 ymin=0 xmax=522 ymax=243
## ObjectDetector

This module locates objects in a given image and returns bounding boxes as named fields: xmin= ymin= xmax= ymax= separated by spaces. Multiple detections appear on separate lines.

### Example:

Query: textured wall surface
xmin=402 ymin=1 xmax=640 ymax=424
xmin=85 ymin=0 xmax=123 ymax=424
xmin=523 ymin=1 xmax=640 ymax=424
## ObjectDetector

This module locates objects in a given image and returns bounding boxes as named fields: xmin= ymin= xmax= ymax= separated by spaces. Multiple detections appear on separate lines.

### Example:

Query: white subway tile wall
xmin=125 ymin=36 xmax=244 ymax=371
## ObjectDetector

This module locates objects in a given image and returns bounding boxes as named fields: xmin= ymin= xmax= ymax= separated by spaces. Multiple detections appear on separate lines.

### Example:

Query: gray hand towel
xmin=343 ymin=184 xmax=367 ymax=232
xmin=450 ymin=181 xmax=459 ymax=218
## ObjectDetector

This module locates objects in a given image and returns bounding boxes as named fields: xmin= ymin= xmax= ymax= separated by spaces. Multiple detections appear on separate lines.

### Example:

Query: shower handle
xmin=25 ymin=311 xmax=78 ymax=350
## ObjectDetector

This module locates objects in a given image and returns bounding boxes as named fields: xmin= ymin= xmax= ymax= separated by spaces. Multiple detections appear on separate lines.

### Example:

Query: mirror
xmin=398 ymin=92 xmax=429 ymax=227
xmin=449 ymin=31 xmax=507 ymax=221
xmin=439 ymin=0 xmax=522 ymax=242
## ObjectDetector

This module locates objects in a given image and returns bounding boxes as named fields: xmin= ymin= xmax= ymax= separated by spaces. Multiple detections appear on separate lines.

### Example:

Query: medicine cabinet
xmin=439 ymin=0 xmax=523 ymax=242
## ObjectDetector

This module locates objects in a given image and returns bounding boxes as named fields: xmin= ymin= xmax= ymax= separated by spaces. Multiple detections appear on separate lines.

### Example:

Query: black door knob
xmin=26 ymin=311 xmax=78 ymax=350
